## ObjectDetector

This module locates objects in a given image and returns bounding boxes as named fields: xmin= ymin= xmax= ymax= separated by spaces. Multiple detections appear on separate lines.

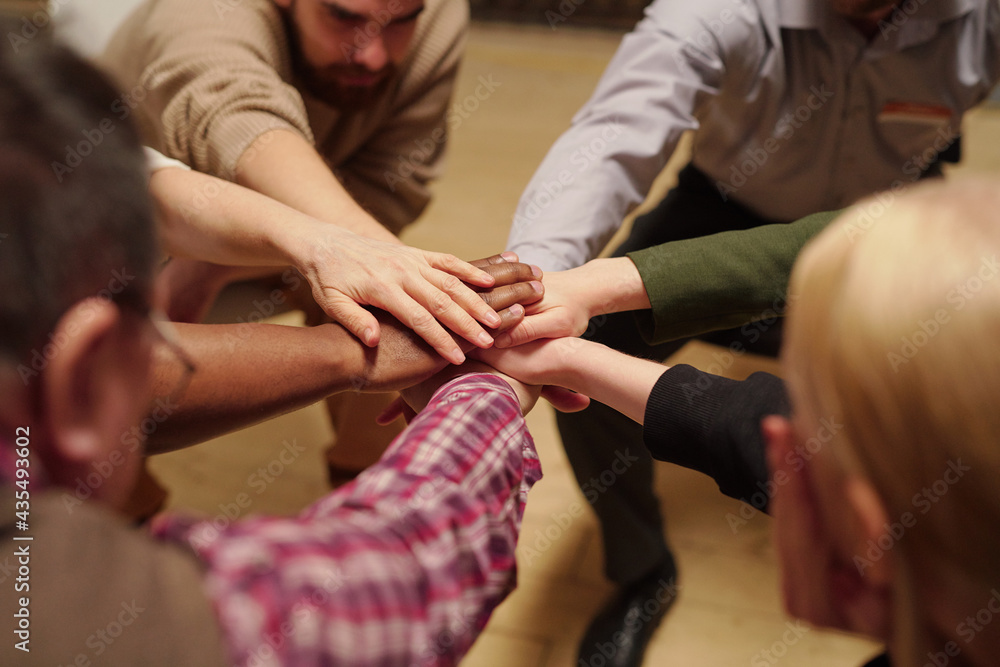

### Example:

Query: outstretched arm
xmin=505 ymin=3 xmax=731 ymax=271
xmin=150 ymin=165 xmax=531 ymax=365
xmin=477 ymin=337 xmax=664 ymax=424
xmin=494 ymin=257 xmax=649 ymax=348
xmin=144 ymin=261 xmax=541 ymax=453
xmin=498 ymin=211 xmax=838 ymax=348
xmin=479 ymin=339 xmax=787 ymax=508
xmin=154 ymin=371 xmax=539 ymax=667
xmin=626 ymin=211 xmax=835 ymax=344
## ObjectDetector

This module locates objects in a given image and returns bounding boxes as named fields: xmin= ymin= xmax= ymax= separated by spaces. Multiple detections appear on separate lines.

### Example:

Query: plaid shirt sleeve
xmin=151 ymin=373 xmax=541 ymax=667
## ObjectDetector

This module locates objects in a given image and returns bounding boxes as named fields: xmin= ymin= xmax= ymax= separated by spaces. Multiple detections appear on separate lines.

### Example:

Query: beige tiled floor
xmin=151 ymin=22 xmax=1000 ymax=667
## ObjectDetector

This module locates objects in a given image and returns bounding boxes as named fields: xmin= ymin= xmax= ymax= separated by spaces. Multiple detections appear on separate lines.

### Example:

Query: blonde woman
xmin=480 ymin=177 xmax=1000 ymax=666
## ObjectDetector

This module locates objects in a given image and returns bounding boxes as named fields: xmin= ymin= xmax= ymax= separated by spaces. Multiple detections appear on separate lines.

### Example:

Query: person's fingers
xmin=490 ymin=303 xmax=525 ymax=335
xmin=385 ymin=289 xmax=467 ymax=365
xmin=493 ymin=310 xmax=570 ymax=348
xmin=472 ymin=345 xmax=544 ymax=387
xmin=476 ymin=261 xmax=542 ymax=288
xmin=322 ymin=294 xmax=381 ymax=347
xmin=426 ymin=251 xmax=495 ymax=288
xmin=469 ymin=251 xmax=519 ymax=269
xmin=405 ymin=277 xmax=499 ymax=353
xmin=376 ymin=396 xmax=416 ymax=425
xmin=480 ymin=280 xmax=544 ymax=311
xmin=375 ymin=398 xmax=403 ymax=425
xmin=541 ymin=386 xmax=590 ymax=412
xmin=432 ymin=272 xmax=503 ymax=329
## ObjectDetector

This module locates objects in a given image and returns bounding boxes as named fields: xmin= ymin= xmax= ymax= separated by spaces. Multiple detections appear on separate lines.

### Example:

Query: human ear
xmin=42 ymin=298 xmax=133 ymax=465
xmin=839 ymin=475 xmax=893 ymax=638
xmin=763 ymin=415 xmax=843 ymax=630
xmin=765 ymin=414 xmax=893 ymax=639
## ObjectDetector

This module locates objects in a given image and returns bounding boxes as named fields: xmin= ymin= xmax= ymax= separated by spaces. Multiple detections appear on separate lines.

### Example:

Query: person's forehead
xmin=317 ymin=0 xmax=424 ymax=18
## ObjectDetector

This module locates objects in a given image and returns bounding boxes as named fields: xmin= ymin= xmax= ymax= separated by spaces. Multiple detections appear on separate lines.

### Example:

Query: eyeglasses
xmin=113 ymin=287 xmax=197 ymax=407
xmin=148 ymin=308 xmax=197 ymax=407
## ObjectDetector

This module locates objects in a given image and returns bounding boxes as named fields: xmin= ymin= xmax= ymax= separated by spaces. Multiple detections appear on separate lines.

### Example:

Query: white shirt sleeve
xmin=144 ymin=147 xmax=191 ymax=174
xmin=506 ymin=0 xmax=752 ymax=271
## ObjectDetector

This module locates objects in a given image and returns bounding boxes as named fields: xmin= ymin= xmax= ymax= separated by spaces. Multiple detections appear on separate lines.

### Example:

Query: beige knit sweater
xmin=101 ymin=0 xmax=468 ymax=233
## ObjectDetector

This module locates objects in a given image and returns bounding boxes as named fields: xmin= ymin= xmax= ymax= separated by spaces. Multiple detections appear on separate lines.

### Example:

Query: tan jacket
xmin=101 ymin=0 xmax=468 ymax=233
xmin=0 ymin=489 xmax=227 ymax=665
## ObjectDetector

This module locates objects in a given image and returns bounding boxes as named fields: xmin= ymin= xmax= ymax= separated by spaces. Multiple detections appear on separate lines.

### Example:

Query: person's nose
xmin=353 ymin=32 xmax=389 ymax=71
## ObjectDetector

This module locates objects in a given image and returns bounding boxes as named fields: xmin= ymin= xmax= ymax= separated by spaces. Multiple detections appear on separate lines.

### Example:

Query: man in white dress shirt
xmin=505 ymin=1 xmax=1000 ymax=664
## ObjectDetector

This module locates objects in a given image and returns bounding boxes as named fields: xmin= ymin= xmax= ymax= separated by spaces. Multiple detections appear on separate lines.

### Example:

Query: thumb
xmin=376 ymin=397 xmax=412 ymax=425
xmin=494 ymin=315 xmax=547 ymax=348
xmin=541 ymin=386 xmax=590 ymax=412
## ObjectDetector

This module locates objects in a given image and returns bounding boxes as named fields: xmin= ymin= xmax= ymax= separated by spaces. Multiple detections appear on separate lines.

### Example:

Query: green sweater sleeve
xmin=627 ymin=210 xmax=840 ymax=345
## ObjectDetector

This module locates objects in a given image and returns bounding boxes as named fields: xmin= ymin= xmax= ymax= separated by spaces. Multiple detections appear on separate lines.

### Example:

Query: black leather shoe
xmin=577 ymin=556 xmax=679 ymax=667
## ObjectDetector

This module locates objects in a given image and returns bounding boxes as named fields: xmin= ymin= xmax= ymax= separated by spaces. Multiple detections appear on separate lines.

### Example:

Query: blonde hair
xmin=784 ymin=178 xmax=1000 ymax=654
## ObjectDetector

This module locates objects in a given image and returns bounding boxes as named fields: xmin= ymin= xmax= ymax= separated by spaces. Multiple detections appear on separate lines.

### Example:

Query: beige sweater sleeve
xmin=101 ymin=0 xmax=313 ymax=180
xmin=337 ymin=0 xmax=468 ymax=232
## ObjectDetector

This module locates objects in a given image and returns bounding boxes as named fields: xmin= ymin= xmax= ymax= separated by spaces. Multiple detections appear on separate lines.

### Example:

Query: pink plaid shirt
xmin=153 ymin=374 xmax=541 ymax=667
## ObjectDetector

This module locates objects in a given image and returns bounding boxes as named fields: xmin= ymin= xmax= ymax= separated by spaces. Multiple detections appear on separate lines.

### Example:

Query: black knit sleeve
xmin=642 ymin=364 xmax=790 ymax=512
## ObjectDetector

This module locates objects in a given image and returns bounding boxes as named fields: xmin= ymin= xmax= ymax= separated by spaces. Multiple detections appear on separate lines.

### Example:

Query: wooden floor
xmin=151 ymin=22 xmax=1000 ymax=667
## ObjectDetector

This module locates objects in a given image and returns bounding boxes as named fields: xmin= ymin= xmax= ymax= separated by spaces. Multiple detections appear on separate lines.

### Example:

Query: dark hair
xmin=0 ymin=26 xmax=157 ymax=365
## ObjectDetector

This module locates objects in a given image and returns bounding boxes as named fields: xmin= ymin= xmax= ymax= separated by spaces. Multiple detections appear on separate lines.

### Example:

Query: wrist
xmin=275 ymin=215 xmax=353 ymax=277
xmin=311 ymin=323 xmax=367 ymax=393
xmin=269 ymin=215 xmax=327 ymax=270
xmin=558 ymin=338 xmax=618 ymax=396
xmin=544 ymin=338 xmax=589 ymax=390
xmin=583 ymin=257 xmax=651 ymax=317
